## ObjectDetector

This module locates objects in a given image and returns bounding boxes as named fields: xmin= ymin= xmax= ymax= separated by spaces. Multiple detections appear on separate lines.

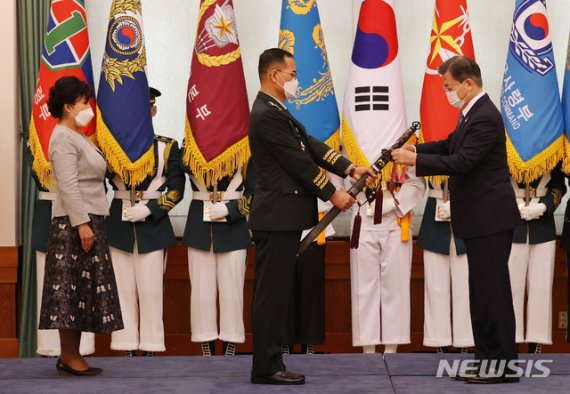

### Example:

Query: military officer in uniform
xmin=107 ymin=87 xmax=184 ymax=357
xmin=182 ymin=155 xmax=254 ymax=356
xmin=418 ymin=180 xmax=474 ymax=353
xmin=508 ymin=165 xmax=565 ymax=353
xmin=248 ymin=48 xmax=375 ymax=385
xmin=28 ymin=146 xmax=96 ymax=357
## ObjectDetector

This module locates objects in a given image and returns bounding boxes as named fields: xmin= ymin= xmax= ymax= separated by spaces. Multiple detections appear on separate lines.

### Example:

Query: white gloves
xmin=125 ymin=203 xmax=151 ymax=222
xmin=520 ymin=202 xmax=546 ymax=221
xmin=436 ymin=200 xmax=451 ymax=221
xmin=208 ymin=202 xmax=229 ymax=221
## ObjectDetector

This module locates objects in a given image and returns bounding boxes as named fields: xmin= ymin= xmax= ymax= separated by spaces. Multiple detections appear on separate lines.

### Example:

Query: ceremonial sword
xmin=297 ymin=121 xmax=421 ymax=256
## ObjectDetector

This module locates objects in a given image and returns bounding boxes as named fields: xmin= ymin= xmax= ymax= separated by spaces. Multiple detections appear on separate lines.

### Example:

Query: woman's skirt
xmin=39 ymin=214 xmax=123 ymax=333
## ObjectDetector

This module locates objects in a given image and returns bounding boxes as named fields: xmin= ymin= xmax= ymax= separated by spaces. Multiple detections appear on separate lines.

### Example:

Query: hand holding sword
xmin=297 ymin=121 xmax=421 ymax=255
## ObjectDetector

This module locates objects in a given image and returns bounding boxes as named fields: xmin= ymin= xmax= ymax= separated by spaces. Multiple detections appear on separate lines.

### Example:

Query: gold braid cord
xmin=197 ymin=48 xmax=241 ymax=67
xmin=110 ymin=0 xmax=142 ymax=16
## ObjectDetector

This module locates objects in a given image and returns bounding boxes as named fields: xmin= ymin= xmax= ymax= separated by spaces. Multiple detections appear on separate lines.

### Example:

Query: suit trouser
xmin=187 ymin=247 xmax=247 ymax=343
xmin=464 ymin=230 xmax=517 ymax=365
xmin=350 ymin=228 xmax=412 ymax=346
xmin=423 ymin=238 xmax=474 ymax=348
xmin=567 ymin=252 xmax=570 ymax=343
xmin=290 ymin=242 xmax=325 ymax=345
xmin=110 ymin=246 xmax=166 ymax=352
xmin=251 ymin=230 xmax=300 ymax=375
xmin=508 ymin=241 xmax=555 ymax=344
xmin=36 ymin=251 xmax=95 ymax=356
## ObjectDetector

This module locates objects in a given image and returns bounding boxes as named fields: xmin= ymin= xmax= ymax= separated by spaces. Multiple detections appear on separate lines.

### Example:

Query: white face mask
xmin=445 ymin=81 xmax=468 ymax=109
xmin=278 ymin=73 xmax=299 ymax=99
xmin=74 ymin=107 xmax=95 ymax=127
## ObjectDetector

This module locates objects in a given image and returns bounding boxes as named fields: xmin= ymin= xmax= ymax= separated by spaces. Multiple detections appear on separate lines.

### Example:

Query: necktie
xmin=457 ymin=113 xmax=465 ymax=127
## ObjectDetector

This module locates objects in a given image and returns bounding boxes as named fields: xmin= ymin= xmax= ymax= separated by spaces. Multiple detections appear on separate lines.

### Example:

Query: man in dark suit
xmin=248 ymin=48 xmax=374 ymax=385
xmin=393 ymin=56 xmax=521 ymax=384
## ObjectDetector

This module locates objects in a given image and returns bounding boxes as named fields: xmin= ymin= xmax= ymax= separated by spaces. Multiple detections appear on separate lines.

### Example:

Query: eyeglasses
xmin=276 ymin=69 xmax=297 ymax=79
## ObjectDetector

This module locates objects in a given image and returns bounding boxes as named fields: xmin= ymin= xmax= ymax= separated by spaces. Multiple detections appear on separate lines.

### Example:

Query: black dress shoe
xmin=251 ymin=370 xmax=305 ymax=385
xmin=451 ymin=373 xmax=475 ymax=382
xmin=467 ymin=374 xmax=520 ymax=384
xmin=56 ymin=359 xmax=103 ymax=376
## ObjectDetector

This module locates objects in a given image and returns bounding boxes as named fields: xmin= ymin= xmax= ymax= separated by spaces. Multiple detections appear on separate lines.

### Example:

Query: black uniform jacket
xmin=248 ymin=92 xmax=352 ymax=231
xmin=417 ymin=182 xmax=466 ymax=256
xmin=106 ymin=136 xmax=185 ymax=254
xmin=513 ymin=164 xmax=565 ymax=244
xmin=415 ymin=94 xmax=521 ymax=239
xmin=181 ymin=160 xmax=254 ymax=253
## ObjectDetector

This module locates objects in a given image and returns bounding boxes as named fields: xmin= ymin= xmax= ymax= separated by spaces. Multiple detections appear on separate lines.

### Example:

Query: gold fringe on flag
xmin=29 ymin=117 xmax=53 ymax=189
xmin=182 ymin=118 xmax=250 ymax=187
xmin=397 ymin=212 xmax=412 ymax=242
xmin=324 ymin=128 xmax=341 ymax=152
xmin=96 ymin=112 xmax=155 ymax=186
xmin=506 ymin=132 xmax=564 ymax=183
xmin=563 ymin=134 xmax=570 ymax=175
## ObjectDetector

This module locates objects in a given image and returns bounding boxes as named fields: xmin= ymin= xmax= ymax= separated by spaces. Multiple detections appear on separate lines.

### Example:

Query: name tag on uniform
xmin=203 ymin=201 xmax=227 ymax=223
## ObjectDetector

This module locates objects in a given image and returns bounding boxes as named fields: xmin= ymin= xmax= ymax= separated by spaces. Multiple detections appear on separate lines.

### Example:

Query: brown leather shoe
xmin=251 ymin=370 xmax=305 ymax=385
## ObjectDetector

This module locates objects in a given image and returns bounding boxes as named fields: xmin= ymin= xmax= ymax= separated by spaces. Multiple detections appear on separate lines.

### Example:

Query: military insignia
xmin=312 ymin=170 xmax=328 ymax=190
xmin=509 ymin=0 xmax=553 ymax=75
xmin=102 ymin=2 xmax=146 ymax=92
xmin=288 ymin=0 xmax=317 ymax=15
xmin=323 ymin=148 xmax=341 ymax=165
xmin=195 ymin=1 xmax=241 ymax=67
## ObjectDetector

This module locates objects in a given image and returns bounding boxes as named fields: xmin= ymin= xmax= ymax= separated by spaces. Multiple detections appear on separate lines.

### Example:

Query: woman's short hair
xmin=438 ymin=56 xmax=483 ymax=87
xmin=47 ymin=76 xmax=94 ymax=119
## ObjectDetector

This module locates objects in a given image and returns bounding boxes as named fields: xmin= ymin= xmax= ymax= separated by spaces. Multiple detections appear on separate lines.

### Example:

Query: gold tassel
xmin=182 ymin=118 xmax=251 ymax=187
xmin=316 ymin=212 xmax=326 ymax=245
xmin=324 ymin=129 xmax=341 ymax=152
xmin=397 ymin=212 xmax=412 ymax=242
xmin=96 ymin=112 xmax=155 ymax=186
xmin=506 ymin=133 xmax=564 ymax=183
xmin=29 ymin=117 xmax=54 ymax=189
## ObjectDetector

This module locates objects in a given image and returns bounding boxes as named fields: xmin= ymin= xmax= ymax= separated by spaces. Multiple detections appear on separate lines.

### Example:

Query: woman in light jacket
xmin=39 ymin=76 xmax=123 ymax=376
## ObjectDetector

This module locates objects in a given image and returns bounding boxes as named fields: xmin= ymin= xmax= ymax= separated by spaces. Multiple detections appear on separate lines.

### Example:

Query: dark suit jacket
xmin=248 ymin=92 xmax=351 ymax=231
xmin=415 ymin=94 xmax=521 ymax=239
xmin=181 ymin=162 xmax=254 ymax=253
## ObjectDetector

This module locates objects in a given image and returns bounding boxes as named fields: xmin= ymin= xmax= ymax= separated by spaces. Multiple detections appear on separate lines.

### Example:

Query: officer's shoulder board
xmin=155 ymin=134 xmax=177 ymax=173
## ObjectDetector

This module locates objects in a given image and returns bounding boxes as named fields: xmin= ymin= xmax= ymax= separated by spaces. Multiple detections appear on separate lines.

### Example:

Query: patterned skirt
xmin=39 ymin=214 xmax=123 ymax=333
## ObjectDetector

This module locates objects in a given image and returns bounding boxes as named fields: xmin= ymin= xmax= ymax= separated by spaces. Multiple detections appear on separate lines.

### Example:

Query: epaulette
xmin=155 ymin=134 xmax=176 ymax=143
xmin=267 ymin=101 xmax=284 ymax=111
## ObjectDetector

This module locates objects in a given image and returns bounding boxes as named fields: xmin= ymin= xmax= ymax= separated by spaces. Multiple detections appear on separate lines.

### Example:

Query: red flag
xmin=183 ymin=0 xmax=250 ymax=186
xmin=420 ymin=0 xmax=475 ymax=143
xmin=30 ymin=0 xmax=96 ymax=188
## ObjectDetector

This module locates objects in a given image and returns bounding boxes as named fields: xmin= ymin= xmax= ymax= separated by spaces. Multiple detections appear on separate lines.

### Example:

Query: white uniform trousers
xmin=508 ymin=240 xmax=555 ymax=344
xmin=36 ymin=251 xmax=95 ymax=356
xmin=350 ymin=227 xmax=412 ymax=346
xmin=187 ymin=247 xmax=247 ymax=343
xmin=423 ymin=238 xmax=474 ymax=348
xmin=110 ymin=246 xmax=166 ymax=352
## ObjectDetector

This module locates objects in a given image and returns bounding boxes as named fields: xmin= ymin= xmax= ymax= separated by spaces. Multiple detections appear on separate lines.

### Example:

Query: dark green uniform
xmin=106 ymin=135 xmax=184 ymax=253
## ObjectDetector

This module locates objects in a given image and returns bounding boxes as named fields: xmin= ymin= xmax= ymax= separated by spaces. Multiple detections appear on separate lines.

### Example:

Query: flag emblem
xmin=109 ymin=16 xmax=143 ymax=56
xmin=510 ymin=0 xmax=553 ymax=75
xmin=351 ymin=0 xmax=398 ymax=69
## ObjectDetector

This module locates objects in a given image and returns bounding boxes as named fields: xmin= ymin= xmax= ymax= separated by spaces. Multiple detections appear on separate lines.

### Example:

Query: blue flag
xmin=501 ymin=0 xmax=564 ymax=183
xmin=278 ymin=0 xmax=340 ymax=149
xmin=563 ymin=31 xmax=570 ymax=172
xmin=97 ymin=0 xmax=154 ymax=186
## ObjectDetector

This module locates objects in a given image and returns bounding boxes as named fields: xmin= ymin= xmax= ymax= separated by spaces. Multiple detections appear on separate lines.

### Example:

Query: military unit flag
xmin=500 ymin=0 xmax=564 ymax=183
xmin=97 ymin=0 xmax=155 ymax=186
xmin=30 ymin=0 xmax=96 ymax=189
xmin=563 ymin=30 xmax=570 ymax=171
xmin=182 ymin=0 xmax=250 ymax=186
xmin=278 ymin=0 xmax=340 ymax=150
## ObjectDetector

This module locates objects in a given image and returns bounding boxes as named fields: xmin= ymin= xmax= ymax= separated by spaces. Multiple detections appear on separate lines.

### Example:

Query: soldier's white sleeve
xmin=394 ymin=165 xmax=426 ymax=217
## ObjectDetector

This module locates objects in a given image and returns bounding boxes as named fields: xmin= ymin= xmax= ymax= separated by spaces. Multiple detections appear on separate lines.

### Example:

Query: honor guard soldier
xmin=508 ymin=164 xmax=565 ymax=353
xmin=417 ymin=180 xmax=474 ymax=353
xmin=182 ymin=153 xmax=254 ymax=357
xmin=107 ymin=87 xmax=184 ymax=356
xmin=27 ymin=145 xmax=96 ymax=357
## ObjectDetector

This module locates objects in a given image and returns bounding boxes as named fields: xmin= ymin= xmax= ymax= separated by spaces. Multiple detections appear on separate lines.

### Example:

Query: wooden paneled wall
xmin=3 ymin=241 xmax=568 ymax=357
xmin=0 ymin=247 xmax=19 ymax=357
xmin=93 ymin=240 xmax=570 ymax=356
